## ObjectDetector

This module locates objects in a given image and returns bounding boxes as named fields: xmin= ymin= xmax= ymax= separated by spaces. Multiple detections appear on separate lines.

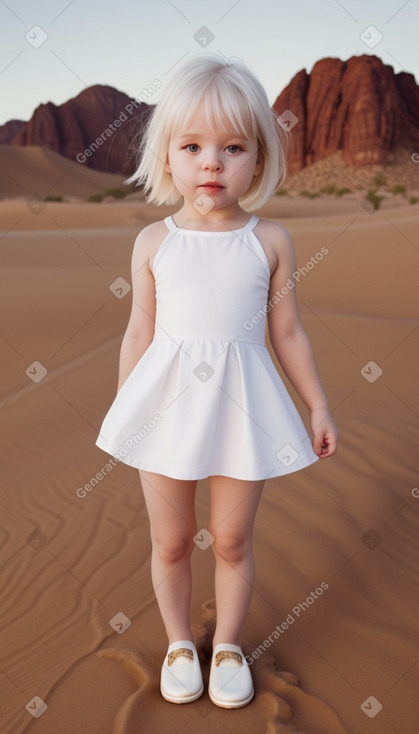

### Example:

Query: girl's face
xmin=165 ymin=102 xmax=262 ymax=215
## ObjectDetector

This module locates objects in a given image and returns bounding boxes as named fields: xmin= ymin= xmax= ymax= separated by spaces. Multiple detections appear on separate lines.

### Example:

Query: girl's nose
xmin=203 ymin=150 xmax=223 ymax=172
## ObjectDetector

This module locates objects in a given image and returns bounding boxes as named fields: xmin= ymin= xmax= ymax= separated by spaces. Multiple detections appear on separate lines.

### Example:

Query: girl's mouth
xmin=199 ymin=182 xmax=224 ymax=194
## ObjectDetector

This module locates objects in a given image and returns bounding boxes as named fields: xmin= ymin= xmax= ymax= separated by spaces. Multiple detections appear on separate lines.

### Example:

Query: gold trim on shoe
xmin=214 ymin=650 xmax=243 ymax=666
xmin=167 ymin=648 xmax=194 ymax=666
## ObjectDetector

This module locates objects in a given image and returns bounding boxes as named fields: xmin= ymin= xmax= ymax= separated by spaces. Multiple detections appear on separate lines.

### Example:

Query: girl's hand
xmin=310 ymin=408 xmax=339 ymax=458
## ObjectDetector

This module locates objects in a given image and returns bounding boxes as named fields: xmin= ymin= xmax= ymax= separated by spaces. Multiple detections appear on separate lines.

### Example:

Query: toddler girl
xmin=96 ymin=54 xmax=338 ymax=709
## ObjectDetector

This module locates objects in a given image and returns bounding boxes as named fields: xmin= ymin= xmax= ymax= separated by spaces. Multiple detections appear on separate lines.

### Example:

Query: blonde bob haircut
xmin=126 ymin=55 xmax=289 ymax=210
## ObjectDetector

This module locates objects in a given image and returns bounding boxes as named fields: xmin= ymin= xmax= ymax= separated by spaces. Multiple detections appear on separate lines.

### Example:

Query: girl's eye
xmin=183 ymin=143 xmax=243 ymax=153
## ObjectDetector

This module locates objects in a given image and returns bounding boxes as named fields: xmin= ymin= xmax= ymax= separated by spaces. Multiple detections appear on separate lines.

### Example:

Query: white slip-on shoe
xmin=209 ymin=643 xmax=254 ymax=709
xmin=160 ymin=640 xmax=204 ymax=704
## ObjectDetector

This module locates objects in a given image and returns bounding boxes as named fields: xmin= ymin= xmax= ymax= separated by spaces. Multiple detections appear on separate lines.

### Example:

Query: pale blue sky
xmin=0 ymin=0 xmax=418 ymax=125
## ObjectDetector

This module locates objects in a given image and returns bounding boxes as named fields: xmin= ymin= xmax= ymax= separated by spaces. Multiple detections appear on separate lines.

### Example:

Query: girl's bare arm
xmin=265 ymin=225 xmax=338 ymax=458
xmin=117 ymin=226 xmax=158 ymax=392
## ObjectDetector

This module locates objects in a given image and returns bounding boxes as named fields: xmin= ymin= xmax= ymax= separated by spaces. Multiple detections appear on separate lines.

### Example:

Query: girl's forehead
xmin=176 ymin=121 xmax=245 ymax=140
xmin=170 ymin=100 xmax=254 ymax=141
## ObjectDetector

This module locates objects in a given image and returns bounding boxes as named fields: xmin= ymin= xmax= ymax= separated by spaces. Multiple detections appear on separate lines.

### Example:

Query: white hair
xmin=126 ymin=54 xmax=289 ymax=210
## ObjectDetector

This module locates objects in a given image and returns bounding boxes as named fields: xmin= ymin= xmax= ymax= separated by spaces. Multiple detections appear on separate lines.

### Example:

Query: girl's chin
xmin=182 ymin=196 xmax=242 ymax=213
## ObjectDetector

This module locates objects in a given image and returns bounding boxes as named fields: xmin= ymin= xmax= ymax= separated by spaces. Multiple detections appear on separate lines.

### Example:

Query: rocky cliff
xmin=273 ymin=54 xmax=419 ymax=174
xmin=0 ymin=119 xmax=25 ymax=145
xmin=3 ymin=55 xmax=419 ymax=176
xmin=10 ymin=85 xmax=151 ymax=174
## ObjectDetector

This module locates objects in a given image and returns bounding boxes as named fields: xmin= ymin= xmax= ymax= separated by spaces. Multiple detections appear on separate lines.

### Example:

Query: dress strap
xmin=164 ymin=216 xmax=178 ymax=232
xmin=245 ymin=215 xmax=260 ymax=231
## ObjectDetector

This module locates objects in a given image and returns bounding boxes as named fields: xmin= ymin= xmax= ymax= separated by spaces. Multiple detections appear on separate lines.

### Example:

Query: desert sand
xmin=1 ymin=147 xmax=419 ymax=733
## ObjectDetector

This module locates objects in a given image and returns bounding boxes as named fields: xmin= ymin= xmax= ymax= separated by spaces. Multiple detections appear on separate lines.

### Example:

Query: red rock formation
xmin=273 ymin=54 xmax=419 ymax=173
xmin=5 ymin=55 xmax=419 ymax=176
xmin=0 ymin=119 xmax=25 ymax=145
xmin=11 ymin=85 xmax=152 ymax=174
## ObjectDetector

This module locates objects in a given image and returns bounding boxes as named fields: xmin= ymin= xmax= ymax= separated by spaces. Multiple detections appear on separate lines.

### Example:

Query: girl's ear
xmin=165 ymin=150 xmax=171 ymax=173
xmin=254 ymin=153 xmax=263 ymax=177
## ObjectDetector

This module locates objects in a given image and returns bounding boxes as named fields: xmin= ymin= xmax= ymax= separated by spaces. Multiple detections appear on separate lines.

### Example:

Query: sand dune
xmin=1 ymin=195 xmax=418 ymax=733
xmin=0 ymin=145 xmax=125 ymax=199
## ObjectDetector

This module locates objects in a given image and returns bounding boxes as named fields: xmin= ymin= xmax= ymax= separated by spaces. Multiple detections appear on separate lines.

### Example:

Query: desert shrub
xmin=320 ymin=184 xmax=337 ymax=195
xmin=104 ymin=188 xmax=128 ymax=199
xmin=88 ymin=193 xmax=104 ymax=203
xmin=391 ymin=185 xmax=406 ymax=195
xmin=373 ymin=173 xmax=387 ymax=187
xmin=365 ymin=189 xmax=384 ymax=210
xmin=336 ymin=187 xmax=351 ymax=196
xmin=299 ymin=190 xmax=320 ymax=199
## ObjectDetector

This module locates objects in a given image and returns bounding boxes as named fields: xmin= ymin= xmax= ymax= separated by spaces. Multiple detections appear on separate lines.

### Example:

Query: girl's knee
xmin=151 ymin=533 xmax=195 ymax=564
xmin=211 ymin=532 xmax=252 ymax=563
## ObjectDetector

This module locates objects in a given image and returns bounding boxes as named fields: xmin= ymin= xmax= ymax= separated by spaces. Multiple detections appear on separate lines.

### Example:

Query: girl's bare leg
xmin=208 ymin=476 xmax=264 ymax=648
xmin=139 ymin=470 xmax=198 ymax=644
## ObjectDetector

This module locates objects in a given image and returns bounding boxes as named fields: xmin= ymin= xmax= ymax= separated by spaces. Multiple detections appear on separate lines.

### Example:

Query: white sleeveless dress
xmin=95 ymin=215 xmax=318 ymax=480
